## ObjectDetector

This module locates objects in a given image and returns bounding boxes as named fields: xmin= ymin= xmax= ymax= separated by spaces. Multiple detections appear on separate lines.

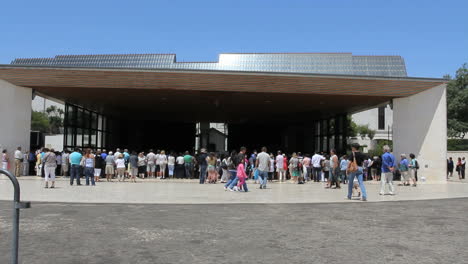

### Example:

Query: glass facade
xmin=63 ymin=103 xmax=111 ymax=151
xmin=11 ymin=53 xmax=407 ymax=77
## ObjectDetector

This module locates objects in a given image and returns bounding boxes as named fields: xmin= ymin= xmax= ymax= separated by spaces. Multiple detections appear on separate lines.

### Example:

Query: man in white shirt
xmin=276 ymin=151 xmax=285 ymax=182
xmin=311 ymin=152 xmax=325 ymax=182
xmin=256 ymin=147 xmax=271 ymax=189
xmin=146 ymin=150 xmax=157 ymax=178
xmin=14 ymin=146 xmax=23 ymax=177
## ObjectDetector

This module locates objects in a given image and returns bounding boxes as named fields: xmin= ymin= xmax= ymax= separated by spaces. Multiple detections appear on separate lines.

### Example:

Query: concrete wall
xmin=0 ymin=79 xmax=32 ymax=174
xmin=352 ymin=105 xmax=393 ymax=140
xmin=393 ymin=84 xmax=447 ymax=182
xmin=45 ymin=134 xmax=64 ymax=151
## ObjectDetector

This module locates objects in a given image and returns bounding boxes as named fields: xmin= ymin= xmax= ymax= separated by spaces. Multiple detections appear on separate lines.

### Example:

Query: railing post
xmin=0 ymin=168 xmax=31 ymax=264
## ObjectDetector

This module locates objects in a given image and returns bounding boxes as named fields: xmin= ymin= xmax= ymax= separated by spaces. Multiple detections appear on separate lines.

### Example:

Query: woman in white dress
xmin=157 ymin=150 xmax=168 ymax=179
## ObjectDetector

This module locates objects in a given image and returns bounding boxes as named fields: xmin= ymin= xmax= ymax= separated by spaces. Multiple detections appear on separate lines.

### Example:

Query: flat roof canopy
xmin=0 ymin=66 xmax=445 ymax=122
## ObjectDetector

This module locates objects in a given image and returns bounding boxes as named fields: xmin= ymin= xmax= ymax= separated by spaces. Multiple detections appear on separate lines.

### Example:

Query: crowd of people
xmin=2 ymin=143 xmax=450 ymax=201
xmin=447 ymin=157 xmax=466 ymax=180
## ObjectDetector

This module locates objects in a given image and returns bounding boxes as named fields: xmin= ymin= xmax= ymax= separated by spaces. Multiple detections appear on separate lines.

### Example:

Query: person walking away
xmin=408 ymin=153 xmax=418 ymax=186
xmin=329 ymin=149 xmax=340 ymax=189
xmin=129 ymin=151 xmax=139 ymax=183
xmin=224 ymin=150 xmax=239 ymax=190
xmin=69 ymin=148 xmax=83 ymax=185
xmin=197 ymin=149 xmax=208 ymax=184
xmin=94 ymin=150 xmax=104 ymax=183
xmin=137 ymin=152 xmax=147 ymax=179
xmin=167 ymin=152 xmax=176 ymax=179
xmin=42 ymin=148 xmax=57 ymax=188
xmin=82 ymin=149 xmax=96 ymax=186
xmin=146 ymin=150 xmax=157 ymax=178
xmin=14 ymin=146 xmax=23 ymax=177
xmin=380 ymin=145 xmax=396 ymax=195
xmin=346 ymin=143 xmax=367 ymax=201
xmin=340 ymin=155 xmax=349 ymax=184
xmin=276 ymin=151 xmax=285 ymax=182
xmin=105 ymin=151 xmax=115 ymax=182
xmin=226 ymin=148 xmax=247 ymax=191
xmin=256 ymin=147 xmax=270 ymax=189
xmin=399 ymin=154 xmax=412 ymax=186
xmin=115 ymin=154 xmax=126 ymax=182
xmin=157 ymin=150 xmax=168 ymax=179
xmin=311 ymin=152 xmax=325 ymax=182
xmin=234 ymin=155 xmax=249 ymax=192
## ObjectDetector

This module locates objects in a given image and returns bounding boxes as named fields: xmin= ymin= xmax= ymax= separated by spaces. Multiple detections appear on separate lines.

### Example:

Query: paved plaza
xmin=1 ymin=176 xmax=468 ymax=204
xmin=0 ymin=198 xmax=467 ymax=264
xmin=1 ymin=177 xmax=468 ymax=263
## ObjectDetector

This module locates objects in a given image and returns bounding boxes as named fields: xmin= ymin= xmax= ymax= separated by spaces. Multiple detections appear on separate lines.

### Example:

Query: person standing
xmin=22 ymin=151 xmax=29 ymax=176
xmin=146 ymin=150 xmax=157 ymax=178
xmin=462 ymin=157 xmax=466 ymax=180
xmin=256 ymin=147 xmax=270 ymax=189
xmin=105 ymin=151 xmax=115 ymax=182
xmin=61 ymin=150 xmax=69 ymax=177
xmin=35 ymin=150 xmax=42 ymax=176
xmin=115 ymin=154 xmax=126 ymax=182
xmin=1 ymin=149 xmax=9 ymax=171
xmin=346 ymin=143 xmax=367 ymax=201
xmin=447 ymin=157 xmax=454 ymax=179
xmin=340 ymin=155 xmax=349 ymax=184
xmin=289 ymin=153 xmax=300 ymax=184
xmin=269 ymin=153 xmax=275 ymax=182
xmin=183 ymin=151 xmax=194 ymax=179
xmin=42 ymin=148 xmax=57 ymax=188
xmin=129 ymin=151 xmax=139 ymax=183
xmin=14 ymin=146 xmax=23 ymax=177
xmin=137 ymin=152 xmax=147 ymax=179
xmin=94 ymin=150 xmax=104 ymax=183
xmin=399 ymin=154 xmax=411 ymax=186
xmin=302 ymin=154 xmax=311 ymax=182
xmin=69 ymin=148 xmax=83 ymax=186
xmin=329 ymin=149 xmax=340 ymax=189
xmin=380 ymin=145 xmax=396 ymax=195
xmin=206 ymin=152 xmax=218 ymax=183
xmin=28 ymin=149 xmax=37 ymax=176
xmin=175 ymin=153 xmax=185 ymax=178
xmin=157 ymin=150 xmax=168 ymax=179
xmin=408 ymin=153 xmax=418 ymax=186
xmin=311 ymin=152 xmax=325 ymax=182
xmin=275 ymin=151 xmax=285 ymax=182
xmin=82 ymin=149 xmax=95 ymax=186
xmin=197 ymin=149 xmax=208 ymax=184
xmin=167 ymin=152 xmax=176 ymax=179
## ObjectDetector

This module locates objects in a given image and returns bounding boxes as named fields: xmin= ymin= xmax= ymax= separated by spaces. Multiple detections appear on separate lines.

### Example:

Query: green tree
xmin=447 ymin=64 xmax=468 ymax=139
xmin=46 ymin=106 xmax=64 ymax=134
xmin=31 ymin=111 xmax=50 ymax=133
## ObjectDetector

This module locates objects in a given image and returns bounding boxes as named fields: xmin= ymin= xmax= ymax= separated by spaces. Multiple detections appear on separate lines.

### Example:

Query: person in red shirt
xmin=283 ymin=154 xmax=288 ymax=180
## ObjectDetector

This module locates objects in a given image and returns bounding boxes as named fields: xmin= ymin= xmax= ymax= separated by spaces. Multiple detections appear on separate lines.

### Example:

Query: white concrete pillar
xmin=0 ymin=79 xmax=32 ymax=174
xmin=393 ymin=84 xmax=447 ymax=182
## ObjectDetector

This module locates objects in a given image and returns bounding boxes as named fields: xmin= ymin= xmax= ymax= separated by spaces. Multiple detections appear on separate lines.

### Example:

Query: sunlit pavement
xmin=0 ymin=176 xmax=467 ymax=204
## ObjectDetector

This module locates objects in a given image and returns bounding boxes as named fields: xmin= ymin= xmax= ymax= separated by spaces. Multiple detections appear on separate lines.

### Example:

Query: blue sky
xmin=1 ymin=0 xmax=466 ymax=78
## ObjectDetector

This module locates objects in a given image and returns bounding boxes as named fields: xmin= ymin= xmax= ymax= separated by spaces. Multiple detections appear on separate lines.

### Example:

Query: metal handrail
xmin=0 ymin=169 xmax=31 ymax=264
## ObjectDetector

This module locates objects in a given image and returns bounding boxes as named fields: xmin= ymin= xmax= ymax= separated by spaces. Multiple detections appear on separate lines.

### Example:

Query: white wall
xmin=393 ymin=84 xmax=447 ymax=182
xmin=0 ymin=79 xmax=32 ymax=174
xmin=31 ymin=95 xmax=64 ymax=112
xmin=352 ymin=104 xmax=393 ymax=140
xmin=45 ymin=134 xmax=64 ymax=151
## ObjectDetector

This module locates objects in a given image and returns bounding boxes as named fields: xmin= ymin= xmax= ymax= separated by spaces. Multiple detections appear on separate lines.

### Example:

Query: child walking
xmin=235 ymin=160 xmax=248 ymax=192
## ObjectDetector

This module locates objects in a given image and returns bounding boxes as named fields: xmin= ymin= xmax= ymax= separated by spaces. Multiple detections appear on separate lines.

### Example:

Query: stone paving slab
xmin=0 ymin=176 xmax=467 ymax=204
xmin=0 ymin=199 xmax=467 ymax=264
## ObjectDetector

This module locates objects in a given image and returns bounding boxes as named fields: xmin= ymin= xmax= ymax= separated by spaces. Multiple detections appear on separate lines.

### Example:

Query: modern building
xmin=0 ymin=53 xmax=447 ymax=181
